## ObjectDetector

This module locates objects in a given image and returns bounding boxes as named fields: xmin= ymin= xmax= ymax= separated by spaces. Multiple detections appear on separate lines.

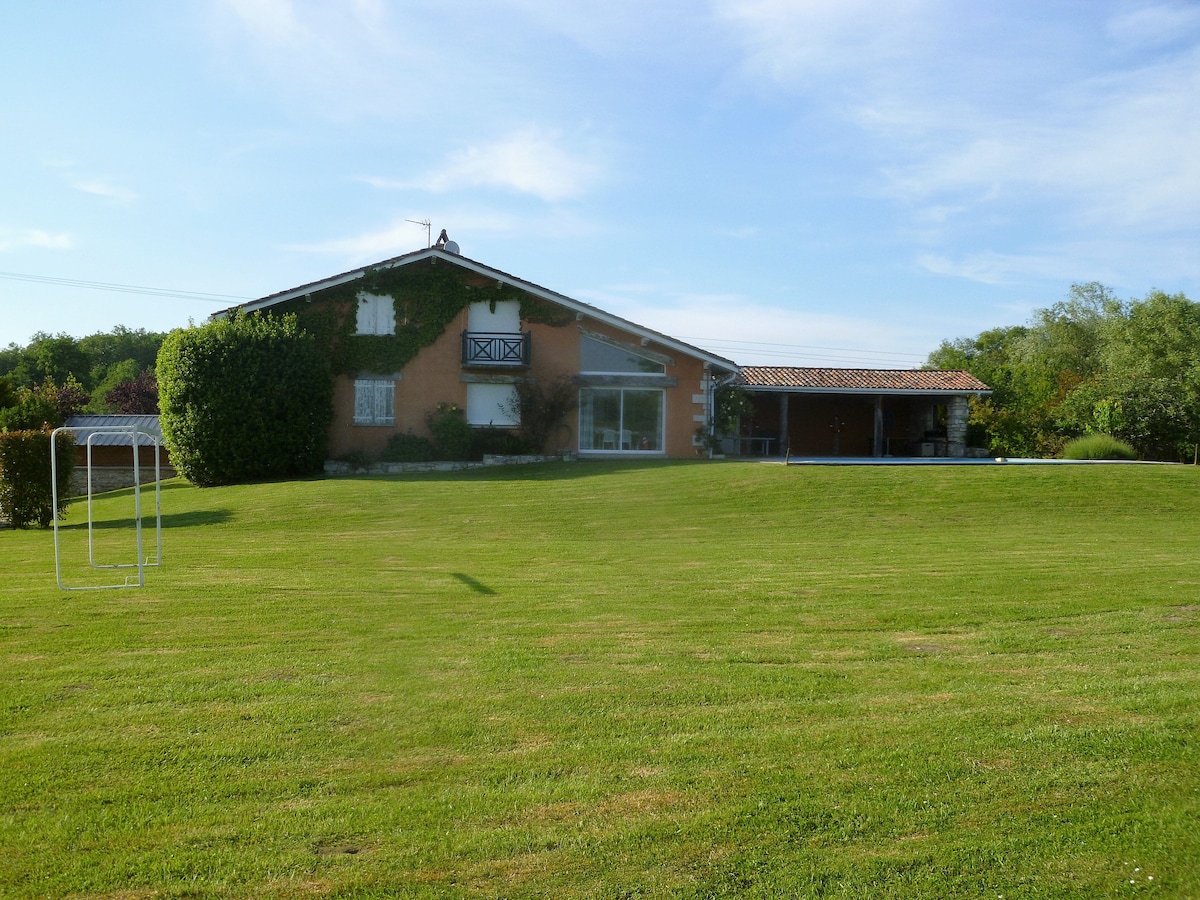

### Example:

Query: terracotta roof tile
xmin=738 ymin=366 xmax=990 ymax=392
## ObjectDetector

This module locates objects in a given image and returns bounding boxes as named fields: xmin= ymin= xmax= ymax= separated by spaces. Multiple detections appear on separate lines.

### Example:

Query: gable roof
xmin=738 ymin=366 xmax=990 ymax=395
xmin=213 ymin=246 xmax=739 ymax=374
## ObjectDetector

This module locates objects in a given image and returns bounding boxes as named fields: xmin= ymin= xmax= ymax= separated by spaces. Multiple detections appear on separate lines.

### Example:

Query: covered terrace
xmin=733 ymin=367 xmax=991 ymax=459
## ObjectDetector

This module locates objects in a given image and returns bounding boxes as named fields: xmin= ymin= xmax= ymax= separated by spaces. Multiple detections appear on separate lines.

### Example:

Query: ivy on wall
xmin=266 ymin=257 xmax=574 ymax=376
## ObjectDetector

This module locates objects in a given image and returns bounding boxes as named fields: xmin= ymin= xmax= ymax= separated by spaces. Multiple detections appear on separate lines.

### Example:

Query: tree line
xmin=0 ymin=327 xmax=164 ymax=430
xmin=927 ymin=283 xmax=1200 ymax=461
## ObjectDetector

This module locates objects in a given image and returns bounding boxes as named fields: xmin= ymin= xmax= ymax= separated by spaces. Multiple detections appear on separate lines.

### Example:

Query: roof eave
xmin=742 ymin=385 xmax=992 ymax=396
xmin=212 ymin=248 xmax=739 ymax=374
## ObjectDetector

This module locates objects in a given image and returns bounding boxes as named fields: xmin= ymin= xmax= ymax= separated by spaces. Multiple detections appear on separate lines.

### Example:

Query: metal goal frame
xmin=50 ymin=424 xmax=163 ymax=590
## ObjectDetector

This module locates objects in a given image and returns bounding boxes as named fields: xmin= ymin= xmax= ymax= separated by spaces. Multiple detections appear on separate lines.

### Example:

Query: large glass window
xmin=580 ymin=336 xmax=665 ymax=374
xmin=579 ymin=388 xmax=664 ymax=452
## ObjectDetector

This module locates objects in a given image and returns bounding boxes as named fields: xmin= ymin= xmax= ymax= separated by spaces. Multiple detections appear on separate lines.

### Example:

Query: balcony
xmin=461 ymin=331 xmax=531 ymax=368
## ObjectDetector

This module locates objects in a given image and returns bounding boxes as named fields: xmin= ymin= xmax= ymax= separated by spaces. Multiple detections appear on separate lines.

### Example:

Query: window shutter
xmin=375 ymin=380 xmax=394 ymax=425
xmin=354 ymin=381 xmax=373 ymax=424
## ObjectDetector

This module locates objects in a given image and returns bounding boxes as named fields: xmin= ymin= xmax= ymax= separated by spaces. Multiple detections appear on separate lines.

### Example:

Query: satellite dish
xmin=443 ymin=240 xmax=460 ymax=255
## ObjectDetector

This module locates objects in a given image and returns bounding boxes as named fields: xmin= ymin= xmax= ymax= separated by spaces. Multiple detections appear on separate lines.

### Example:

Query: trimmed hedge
xmin=157 ymin=311 xmax=333 ymax=487
xmin=0 ymin=429 xmax=74 ymax=528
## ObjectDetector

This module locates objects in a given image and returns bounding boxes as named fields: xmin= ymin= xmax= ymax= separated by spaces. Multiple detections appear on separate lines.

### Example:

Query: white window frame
xmin=353 ymin=379 xmax=395 ymax=426
xmin=578 ymin=387 xmax=665 ymax=454
xmin=580 ymin=335 xmax=666 ymax=375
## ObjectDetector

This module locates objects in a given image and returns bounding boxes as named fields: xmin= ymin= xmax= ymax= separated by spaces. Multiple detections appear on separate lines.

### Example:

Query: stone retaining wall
xmin=324 ymin=453 xmax=576 ymax=476
xmin=68 ymin=466 xmax=176 ymax=497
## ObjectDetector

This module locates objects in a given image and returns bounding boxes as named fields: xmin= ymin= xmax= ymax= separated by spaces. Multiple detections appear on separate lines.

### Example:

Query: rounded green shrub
xmin=1061 ymin=433 xmax=1138 ymax=460
xmin=157 ymin=311 xmax=333 ymax=486
xmin=426 ymin=403 xmax=474 ymax=461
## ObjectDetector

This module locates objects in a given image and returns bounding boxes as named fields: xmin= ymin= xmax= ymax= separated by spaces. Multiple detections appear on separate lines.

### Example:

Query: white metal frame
xmin=50 ymin=425 xmax=163 ymax=591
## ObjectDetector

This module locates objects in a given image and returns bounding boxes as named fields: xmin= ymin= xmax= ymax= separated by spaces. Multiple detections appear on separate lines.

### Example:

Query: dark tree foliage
xmin=0 ymin=378 xmax=88 ymax=431
xmin=0 ymin=327 xmax=167 ymax=414
xmin=157 ymin=311 xmax=333 ymax=486
xmin=104 ymin=369 xmax=159 ymax=414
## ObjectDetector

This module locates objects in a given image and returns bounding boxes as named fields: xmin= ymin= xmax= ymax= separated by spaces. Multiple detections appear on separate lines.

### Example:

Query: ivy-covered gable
xmin=260 ymin=256 xmax=574 ymax=375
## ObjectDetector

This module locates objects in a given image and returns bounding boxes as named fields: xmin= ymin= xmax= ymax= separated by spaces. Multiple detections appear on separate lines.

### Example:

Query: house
xmin=735 ymin=367 xmax=991 ymax=458
xmin=214 ymin=242 xmax=740 ymax=460
xmin=212 ymin=241 xmax=991 ymax=463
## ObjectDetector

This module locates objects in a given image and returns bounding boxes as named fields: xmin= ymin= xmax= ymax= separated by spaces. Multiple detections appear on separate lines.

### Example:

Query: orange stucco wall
xmin=326 ymin=303 xmax=712 ymax=460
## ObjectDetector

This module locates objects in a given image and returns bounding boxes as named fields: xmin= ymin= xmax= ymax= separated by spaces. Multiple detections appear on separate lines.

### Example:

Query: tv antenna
xmin=406 ymin=218 xmax=432 ymax=248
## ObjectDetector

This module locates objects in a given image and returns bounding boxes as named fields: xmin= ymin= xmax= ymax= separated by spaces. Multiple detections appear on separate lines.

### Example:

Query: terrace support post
xmin=779 ymin=393 xmax=789 ymax=456
xmin=873 ymin=396 xmax=884 ymax=458
xmin=947 ymin=395 xmax=969 ymax=457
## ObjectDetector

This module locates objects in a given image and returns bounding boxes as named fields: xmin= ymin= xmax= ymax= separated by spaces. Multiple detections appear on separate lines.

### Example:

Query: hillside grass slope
xmin=3 ymin=461 xmax=1199 ymax=897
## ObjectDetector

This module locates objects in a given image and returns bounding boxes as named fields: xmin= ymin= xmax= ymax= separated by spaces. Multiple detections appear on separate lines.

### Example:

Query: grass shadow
xmin=60 ymin=509 xmax=233 ymax=530
xmin=353 ymin=458 xmax=707 ymax=484
xmin=450 ymin=572 xmax=497 ymax=595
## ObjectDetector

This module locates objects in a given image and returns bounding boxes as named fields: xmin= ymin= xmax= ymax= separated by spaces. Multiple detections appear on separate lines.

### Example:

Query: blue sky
xmin=2 ymin=1 xmax=1198 ymax=367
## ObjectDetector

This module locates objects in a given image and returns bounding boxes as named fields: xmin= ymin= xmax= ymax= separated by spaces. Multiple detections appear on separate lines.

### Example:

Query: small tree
xmin=0 ymin=378 xmax=86 ymax=432
xmin=157 ymin=311 xmax=332 ymax=486
xmin=506 ymin=375 xmax=578 ymax=453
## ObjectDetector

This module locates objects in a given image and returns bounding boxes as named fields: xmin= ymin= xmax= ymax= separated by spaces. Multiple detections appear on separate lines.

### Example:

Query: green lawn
xmin=2 ymin=461 xmax=1199 ymax=898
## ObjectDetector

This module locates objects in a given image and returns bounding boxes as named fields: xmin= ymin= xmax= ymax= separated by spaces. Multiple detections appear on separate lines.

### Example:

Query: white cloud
xmin=216 ymin=0 xmax=303 ymax=44
xmin=878 ymin=51 xmax=1200 ymax=234
xmin=917 ymin=251 xmax=1075 ymax=286
xmin=291 ymin=221 xmax=440 ymax=263
xmin=1107 ymin=2 xmax=1200 ymax=48
xmin=0 ymin=228 xmax=73 ymax=252
xmin=368 ymin=128 xmax=602 ymax=202
xmin=71 ymin=179 xmax=140 ymax=204
xmin=575 ymin=286 xmax=932 ymax=366
xmin=713 ymin=0 xmax=938 ymax=84
xmin=290 ymin=211 xmax=524 ymax=264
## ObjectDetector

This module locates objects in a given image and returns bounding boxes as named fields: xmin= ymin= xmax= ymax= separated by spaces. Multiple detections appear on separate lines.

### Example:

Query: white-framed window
xmin=356 ymin=293 xmax=395 ymax=336
xmin=466 ymin=383 xmax=519 ymax=427
xmin=580 ymin=335 xmax=665 ymax=375
xmin=579 ymin=387 xmax=664 ymax=452
xmin=354 ymin=379 xmax=395 ymax=425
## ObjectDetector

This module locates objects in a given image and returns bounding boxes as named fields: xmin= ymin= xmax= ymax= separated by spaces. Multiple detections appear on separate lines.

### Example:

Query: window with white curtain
xmin=353 ymin=379 xmax=395 ymax=425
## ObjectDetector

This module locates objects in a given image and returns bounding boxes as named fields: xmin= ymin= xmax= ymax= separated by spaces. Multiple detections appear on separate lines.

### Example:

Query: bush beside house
xmin=157 ymin=311 xmax=333 ymax=487
xmin=0 ymin=429 xmax=74 ymax=528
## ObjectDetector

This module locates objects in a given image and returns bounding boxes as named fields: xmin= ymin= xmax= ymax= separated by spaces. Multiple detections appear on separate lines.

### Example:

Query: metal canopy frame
xmin=50 ymin=425 xmax=163 ymax=591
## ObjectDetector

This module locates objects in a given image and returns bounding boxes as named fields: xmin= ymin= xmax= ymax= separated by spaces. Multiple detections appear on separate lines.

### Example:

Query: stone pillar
xmin=946 ymin=395 xmax=969 ymax=457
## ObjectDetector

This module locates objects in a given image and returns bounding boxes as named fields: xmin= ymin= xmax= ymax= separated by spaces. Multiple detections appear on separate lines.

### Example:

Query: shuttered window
xmin=354 ymin=379 xmax=395 ymax=425
xmin=356 ymin=293 xmax=395 ymax=335
xmin=466 ymin=383 xmax=519 ymax=427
